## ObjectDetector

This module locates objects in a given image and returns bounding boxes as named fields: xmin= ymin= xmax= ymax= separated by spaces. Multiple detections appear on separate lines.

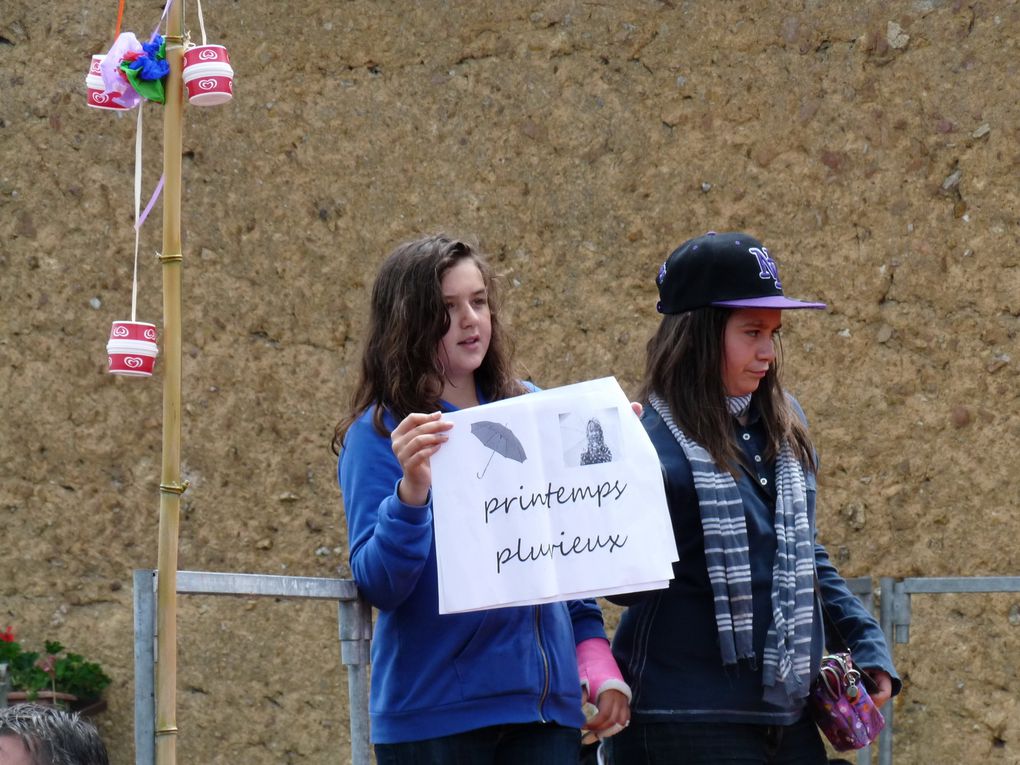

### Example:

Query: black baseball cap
xmin=655 ymin=231 xmax=827 ymax=314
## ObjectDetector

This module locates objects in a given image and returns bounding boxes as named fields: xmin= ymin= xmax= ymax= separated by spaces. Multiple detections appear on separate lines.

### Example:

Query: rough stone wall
xmin=2 ymin=1 xmax=1018 ymax=762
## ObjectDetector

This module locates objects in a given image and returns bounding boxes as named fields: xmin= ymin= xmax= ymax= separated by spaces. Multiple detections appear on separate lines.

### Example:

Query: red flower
xmin=0 ymin=626 xmax=14 ymax=643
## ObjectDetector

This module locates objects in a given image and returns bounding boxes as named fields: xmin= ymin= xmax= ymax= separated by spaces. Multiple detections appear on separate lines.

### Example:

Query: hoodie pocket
xmin=453 ymin=608 xmax=541 ymax=701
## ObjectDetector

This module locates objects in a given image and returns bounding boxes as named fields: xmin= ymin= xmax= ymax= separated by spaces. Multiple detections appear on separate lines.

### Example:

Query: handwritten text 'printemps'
xmin=484 ymin=479 xmax=628 ymax=524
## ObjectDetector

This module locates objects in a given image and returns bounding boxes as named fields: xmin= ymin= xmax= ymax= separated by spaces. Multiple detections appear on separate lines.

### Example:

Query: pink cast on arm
xmin=577 ymin=637 xmax=632 ymax=703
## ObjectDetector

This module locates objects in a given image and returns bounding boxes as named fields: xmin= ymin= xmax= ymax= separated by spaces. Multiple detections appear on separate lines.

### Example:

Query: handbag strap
xmin=814 ymin=573 xmax=852 ymax=655
xmin=814 ymin=575 xmax=874 ymax=695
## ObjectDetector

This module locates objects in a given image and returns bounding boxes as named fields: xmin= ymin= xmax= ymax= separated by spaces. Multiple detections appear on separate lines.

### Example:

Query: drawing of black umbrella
xmin=471 ymin=420 xmax=527 ymax=478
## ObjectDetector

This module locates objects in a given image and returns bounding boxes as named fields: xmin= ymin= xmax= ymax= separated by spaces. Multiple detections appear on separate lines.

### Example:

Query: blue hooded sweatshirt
xmin=339 ymin=400 xmax=607 ymax=744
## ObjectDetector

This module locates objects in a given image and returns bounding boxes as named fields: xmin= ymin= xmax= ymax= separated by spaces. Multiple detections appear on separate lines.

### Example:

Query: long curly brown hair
xmin=331 ymin=233 xmax=525 ymax=454
xmin=637 ymin=307 xmax=817 ymax=474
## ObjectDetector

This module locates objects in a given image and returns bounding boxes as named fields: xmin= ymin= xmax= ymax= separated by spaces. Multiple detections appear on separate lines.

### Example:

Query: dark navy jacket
xmin=611 ymin=401 xmax=900 ymax=724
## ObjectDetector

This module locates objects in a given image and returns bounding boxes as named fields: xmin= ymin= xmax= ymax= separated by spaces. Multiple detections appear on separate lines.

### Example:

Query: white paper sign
xmin=431 ymin=377 xmax=678 ymax=614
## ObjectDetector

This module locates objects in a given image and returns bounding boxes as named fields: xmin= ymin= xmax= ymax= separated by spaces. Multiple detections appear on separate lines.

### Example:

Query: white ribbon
xmin=196 ymin=0 xmax=208 ymax=45
xmin=131 ymin=103 xmax=143 ymax=322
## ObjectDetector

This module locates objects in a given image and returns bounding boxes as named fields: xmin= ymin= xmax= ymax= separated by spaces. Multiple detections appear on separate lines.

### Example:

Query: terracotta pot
xmin=5 ymin=690 xmax=107 ymax=716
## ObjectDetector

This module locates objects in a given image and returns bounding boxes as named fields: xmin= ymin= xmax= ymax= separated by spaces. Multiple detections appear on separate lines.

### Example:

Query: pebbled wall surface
xmin=1 ymin=1 xmax=1018 ymax=762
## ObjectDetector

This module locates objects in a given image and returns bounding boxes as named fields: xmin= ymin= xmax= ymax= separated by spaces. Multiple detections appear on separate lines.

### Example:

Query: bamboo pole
xmin=155 ymin=1 xmax=186 ymax=763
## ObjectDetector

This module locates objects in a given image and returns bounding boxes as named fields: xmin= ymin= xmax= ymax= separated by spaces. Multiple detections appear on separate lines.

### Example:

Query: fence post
xmin=841 ymin=577 xmax=875 ymax=765
xmin=339 ymin=595 xmax=373 ymax=765
xmin=133 ymin=569 xmax=156 ymax=765
xmin=0 ymin=662 xmax=9 ymax=708
xmin=891 ymin=579 xmax=911 ymax=645
xmin=877 ymin=577 xmax=897 ymax=765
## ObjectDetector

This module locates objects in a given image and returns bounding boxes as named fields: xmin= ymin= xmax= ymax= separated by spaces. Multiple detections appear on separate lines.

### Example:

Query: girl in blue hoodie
xmin=332 ymin=233 xmax=630 ymax=763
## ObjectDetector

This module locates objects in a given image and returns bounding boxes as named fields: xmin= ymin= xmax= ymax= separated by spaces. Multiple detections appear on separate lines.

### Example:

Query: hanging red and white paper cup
xmin=107 ymin=321 xmax=159 ymax=377
xmin=86 ymin=54 xmax=131 ymax=111
xmin=183 ymin=43 xmax=231 ymax=67
xmin=182 ymin=45 xmax=234 ymax=106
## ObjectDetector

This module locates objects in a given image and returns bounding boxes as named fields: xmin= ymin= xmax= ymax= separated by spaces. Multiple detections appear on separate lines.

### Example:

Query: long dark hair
xmin=332 ymin=233 xmax=525 ymax=454
xmin=637 ymin=307 xmax=816 ymax=473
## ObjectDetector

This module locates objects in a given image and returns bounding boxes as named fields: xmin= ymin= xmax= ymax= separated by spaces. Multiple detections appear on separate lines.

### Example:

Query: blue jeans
xmin=605 ymin=716 xmax=826 ymax=765
xmin=374 ymin=723 xmax=581 ymax=765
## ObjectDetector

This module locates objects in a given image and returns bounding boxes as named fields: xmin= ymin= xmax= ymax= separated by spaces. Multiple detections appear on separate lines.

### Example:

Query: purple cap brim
xmin=711 ymin=297 xmax=827 ymax=310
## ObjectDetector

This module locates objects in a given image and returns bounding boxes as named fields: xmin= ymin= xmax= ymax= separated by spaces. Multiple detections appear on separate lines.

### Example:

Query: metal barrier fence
xmin=132 ymin=570 xmax=373 ymax=765
xmin=874 ymin=575 xmax=1020 ymax=765
xmin=131 ymin=572 xmax=1020 ymax=765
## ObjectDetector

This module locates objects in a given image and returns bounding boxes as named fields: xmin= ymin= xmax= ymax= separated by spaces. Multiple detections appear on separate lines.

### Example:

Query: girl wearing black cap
xmin=331 ymin=233 xmax=630 ymax=763
xmin=607 ymin=232 xmax=899 ymax=764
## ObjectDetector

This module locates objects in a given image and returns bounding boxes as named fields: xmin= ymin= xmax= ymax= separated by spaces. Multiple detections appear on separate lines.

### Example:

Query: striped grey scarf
xmin=649 ymin=392 xmax=815 ymax=705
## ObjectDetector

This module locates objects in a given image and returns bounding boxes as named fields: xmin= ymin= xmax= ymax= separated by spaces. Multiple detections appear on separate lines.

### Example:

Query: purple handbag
xmin=808 ymin=652 xmax=885 ymax=751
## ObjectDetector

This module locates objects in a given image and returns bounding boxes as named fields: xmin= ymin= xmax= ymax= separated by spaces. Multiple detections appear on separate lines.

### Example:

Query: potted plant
xmin=0 ymin=626 xmax=111 ymax=715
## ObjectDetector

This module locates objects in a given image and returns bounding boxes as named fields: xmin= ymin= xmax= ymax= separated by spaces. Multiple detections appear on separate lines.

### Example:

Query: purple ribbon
xmin=135 ymin=175 xmax=165 ymax=231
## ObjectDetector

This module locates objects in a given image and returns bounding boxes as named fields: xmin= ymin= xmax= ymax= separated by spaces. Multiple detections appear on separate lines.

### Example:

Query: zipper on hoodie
xmin=534 ymin=606 xmax=550 ymax=721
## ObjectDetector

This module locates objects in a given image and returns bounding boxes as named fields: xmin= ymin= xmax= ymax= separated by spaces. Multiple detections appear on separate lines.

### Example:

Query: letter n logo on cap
xmin=750 ymin=246 xmax=781 ymax=290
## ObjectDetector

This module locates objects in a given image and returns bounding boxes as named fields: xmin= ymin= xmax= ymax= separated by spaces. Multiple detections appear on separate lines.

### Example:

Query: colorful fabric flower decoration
xmin=121 ymin=35 xmax=170 ymax=104
xmin=98 ymin=31 xmax=170 ymax=107
xmin=101 ymin=32 xmax=144 ymax=109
